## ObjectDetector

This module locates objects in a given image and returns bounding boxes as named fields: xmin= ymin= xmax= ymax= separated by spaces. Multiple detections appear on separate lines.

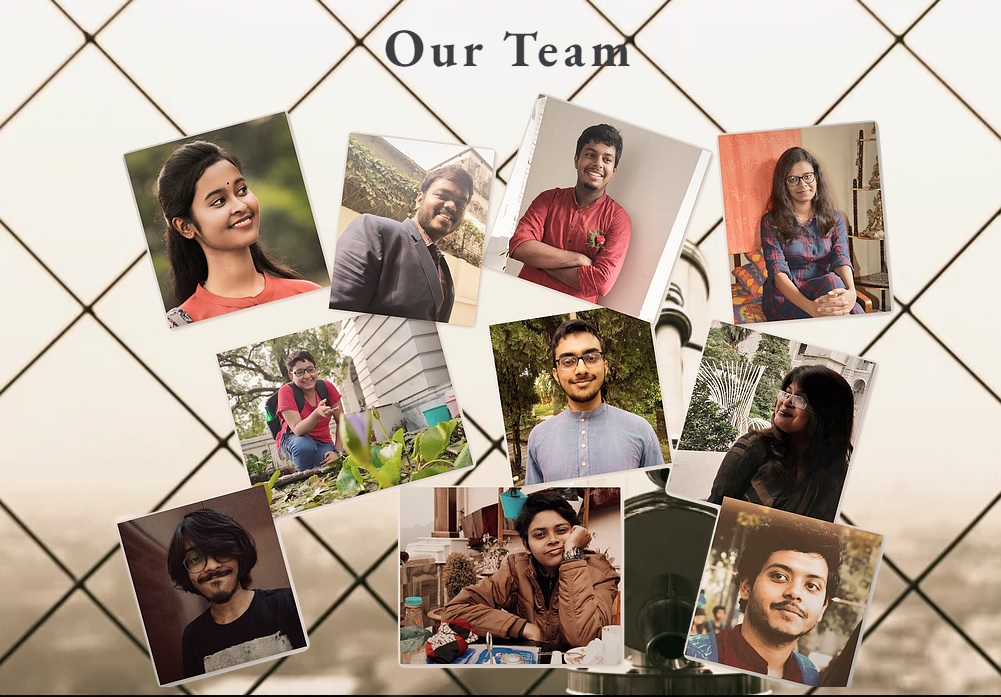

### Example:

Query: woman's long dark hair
xmin=157 ymin=140 xmax=305 ymax=307
xmin=766 ymin=147 xmax=840 ymax=244
xmin=754 ymin=364 xmax=854 ymax=488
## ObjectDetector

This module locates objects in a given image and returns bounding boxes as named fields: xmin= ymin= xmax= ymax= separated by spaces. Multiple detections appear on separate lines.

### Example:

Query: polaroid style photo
xmin=216 ymin=315 xmax=475 ymax=518
xmin=484 ymin=94 xmax=711 ymax=322
xmin=117 ymin=486 xmax=308 ymax=687
xmin=124 ymin=112 xmax=328 ymax=329
xmin=684 ymin=497 xmax=884 ymax=689
xmin=490 ymin=307 xmax=671 ymax=487
xmin=327 ymin=133 xmax=495 ymax=326
xmin=398 ymin=485 xmax=623 ymax=667
xmin=671 ymin=320 xmax=877 ymax=523
xmin=720 ymin=121 xmax=893 ymax=325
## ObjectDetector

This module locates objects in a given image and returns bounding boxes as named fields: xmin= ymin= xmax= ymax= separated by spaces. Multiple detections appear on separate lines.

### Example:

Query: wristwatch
xmin=562 ymin=546 xmax=585 ymax=562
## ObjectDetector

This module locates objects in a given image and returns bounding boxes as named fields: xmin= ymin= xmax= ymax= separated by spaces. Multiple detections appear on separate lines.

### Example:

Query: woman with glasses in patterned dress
xmin=707 ymin=365 xmax=855 ymax=522
xmin=157 ymin=140 xmax=321 ymax=327
xmin=760 ymin=147 xmax=865 ymax=321
xmin=274 ymin=350 xmax=344 ymax=472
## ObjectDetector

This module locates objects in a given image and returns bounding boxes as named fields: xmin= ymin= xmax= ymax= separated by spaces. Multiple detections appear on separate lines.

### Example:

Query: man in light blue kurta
xmin=525 ymin=318 xmax=664 ymax=485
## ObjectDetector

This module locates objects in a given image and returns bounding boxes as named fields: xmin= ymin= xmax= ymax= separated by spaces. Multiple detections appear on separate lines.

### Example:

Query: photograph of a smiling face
xmin=484 ymin=95 xmax=711 ymax=322
xmin=490 ymin=308 xmax=671 ymax=486
xmin=672 ymin=321 xmax=877 ymax=523
xmin=117 ymin=487 xmax=307 ymax=686
xmin=331 ymin=133 xmax=494 ymax=326
xmin=685 ymin=498 xmax=883 ymax=688
xmin=124 ymin=112 xmax=328 ymax=327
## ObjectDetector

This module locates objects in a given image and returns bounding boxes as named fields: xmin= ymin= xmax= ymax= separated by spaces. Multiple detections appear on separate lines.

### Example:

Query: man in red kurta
xmin=508 ymin=124 xmax=631 ymax=303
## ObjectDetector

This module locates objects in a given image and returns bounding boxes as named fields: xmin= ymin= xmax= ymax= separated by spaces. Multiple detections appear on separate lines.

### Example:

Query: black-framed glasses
xmin=183 ymin=549 xmax=233 ymax=574
xmin=292 ymin=366 xmax=318 ymax=378
xmin=776 ymin=389 xmax=810 ymax=410
xmin=785 ymin=171 xmax=816 ymax=187
xmin=555 ymin=351 xmax=604 ymax=371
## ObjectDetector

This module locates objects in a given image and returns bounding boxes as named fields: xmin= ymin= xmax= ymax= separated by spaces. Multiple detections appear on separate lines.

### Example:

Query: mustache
xmin=197 ymin=567 xmax=232 ymax=583
xmin=771 ymin=601 xmax=805 ymax=618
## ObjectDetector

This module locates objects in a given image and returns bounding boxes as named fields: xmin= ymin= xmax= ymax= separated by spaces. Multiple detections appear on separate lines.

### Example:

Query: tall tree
xmin=749 ymin=333 xmax=792 ymax=420
xmin=702 ymin=323 xmax=745 ymax=366
xmin=219 ymin=323 xmax=346 ymax=440
xmin=490 ymin=323 xmax=548 ymax=478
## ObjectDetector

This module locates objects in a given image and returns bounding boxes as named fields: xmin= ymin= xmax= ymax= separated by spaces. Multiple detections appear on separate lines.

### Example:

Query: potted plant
xmin=442 ymin=552 xmax=478 ymax=601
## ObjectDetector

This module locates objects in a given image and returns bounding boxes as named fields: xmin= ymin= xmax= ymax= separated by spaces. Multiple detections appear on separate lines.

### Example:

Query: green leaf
xmin=392 ymin=427 xmax=405 ymax=445
xmin=251 ymin=468 xmax=283 ymax=505
xmin=411 ymin=464 xmax=453 ymax=481
xmin=341 ymin=412 xmax=372 ymax=466
xmin=336 ymin=461 xmax=363 ymax=496
xmin=377 ymin=444 xmax=403 ymax=488
xmin=453 ymin=443 xmax=473 ymax=470
xmin=418 ymin=421 xmax=456 ymax=463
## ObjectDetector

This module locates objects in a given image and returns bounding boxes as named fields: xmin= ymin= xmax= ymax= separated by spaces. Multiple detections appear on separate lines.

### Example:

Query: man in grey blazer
xmin=329 ymin=164 xmax=474 ymax=322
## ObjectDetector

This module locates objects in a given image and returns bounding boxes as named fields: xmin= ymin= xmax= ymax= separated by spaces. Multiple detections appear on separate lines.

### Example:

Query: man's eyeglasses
xmin=555 ymin=351 xmax=604 ymax=371
xmin=292 ymin=366 xmax=318 ymax=378
xmin=776 ymin=389 xmax=810 ymax=410
xmin=183 ymin=550 xmax=233 ymax=574
xmin=785 ymin=171 xmax=816 ymax=187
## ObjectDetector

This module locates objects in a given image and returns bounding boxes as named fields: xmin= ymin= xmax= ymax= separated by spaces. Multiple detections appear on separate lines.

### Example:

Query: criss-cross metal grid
xmin=0 ymin=0 xmax=997 ymax=694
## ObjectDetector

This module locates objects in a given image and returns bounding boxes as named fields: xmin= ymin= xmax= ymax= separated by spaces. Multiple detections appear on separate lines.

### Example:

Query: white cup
xmin=601 ymin=625 xmax=622 ymax=665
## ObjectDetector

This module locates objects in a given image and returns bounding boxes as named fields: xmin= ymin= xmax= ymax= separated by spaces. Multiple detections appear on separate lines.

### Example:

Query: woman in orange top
xmin=157 ymin=141 xmax=320 ymax=327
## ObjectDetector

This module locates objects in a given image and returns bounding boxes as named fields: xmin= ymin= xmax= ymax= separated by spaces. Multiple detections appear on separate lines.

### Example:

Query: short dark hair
xmin=736 ymin=523 xmax=842 ymax=612
xmin=575 ymin=124 xmax=624 ymax=168
xmin=166 ymin=508 xmax=258 ymax=594
xmin=513 ymin=490 xmax=581 ymax=547
xmin=712 ymin=605 xmax=726 ymax=615
xmin=285 ymin=349 xmax=316 ymax=373
xmin=550 ymin=318 xmax=603 ymax=363
xmin=419 ymin=164 xmax=474 ymax=202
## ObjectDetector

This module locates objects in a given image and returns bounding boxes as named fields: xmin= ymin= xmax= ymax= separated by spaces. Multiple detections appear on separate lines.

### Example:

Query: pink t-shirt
xmin=275 ymin=379 xmax=342 ymax=448
xmin=178 ymin=275 xmax=321 ymax=322
xmin=508 ymin=187 xmax=631 ymax=302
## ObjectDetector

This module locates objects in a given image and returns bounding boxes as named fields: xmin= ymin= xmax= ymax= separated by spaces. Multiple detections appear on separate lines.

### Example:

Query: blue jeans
xmin=281 ymin=433 xmax=336 ymax=472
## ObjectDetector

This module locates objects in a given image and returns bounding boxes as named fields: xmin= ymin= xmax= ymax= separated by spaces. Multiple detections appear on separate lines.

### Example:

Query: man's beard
xmin=416 ymin=207 xmax=455 ymax=242
xmin=746 ymin=599 xmax=814 ymax=646
xmin=564 ymin=374 xmax=603 ymax=405
xmin=197 ymin=569 xmax=238 ymax=604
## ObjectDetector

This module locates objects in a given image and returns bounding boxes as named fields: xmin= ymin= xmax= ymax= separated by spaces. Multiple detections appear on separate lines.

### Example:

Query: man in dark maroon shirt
xmin=685 ymin=524 xmax=842 ymax=686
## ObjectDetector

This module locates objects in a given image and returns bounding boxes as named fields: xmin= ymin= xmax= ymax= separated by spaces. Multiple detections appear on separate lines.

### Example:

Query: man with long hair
xmin=166 ymin=508 xmax=307 ymax=678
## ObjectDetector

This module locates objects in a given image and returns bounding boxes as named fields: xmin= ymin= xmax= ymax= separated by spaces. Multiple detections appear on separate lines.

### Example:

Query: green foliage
xmin=123 ymin=113 xmax=328 ymax=308
xmin=219 ymin=323 xmax=346 ymax=440
xmin=491 ymin=310 xmax=669 ymax=481
xmin=245 ymin=450 xmax=275 ymax=477
xmin=341 ymin=137 xmax=421 ymax=220
xmin=267 ymin=416 xmax=472 ymax=517
xmin=703 ymin=324 xmax=744 ymax=365
xmin=534 ymin=401 xmax=554 ymax=418
xmin=750 ymin=334 xmax=792 ymax=420
xmin=677 ymin=382 xmax=740 ymax=451
xmin=251 ymin=470 xmax=281 ymax=505
xmin=436 ymin=218 xmax=484 ymax=267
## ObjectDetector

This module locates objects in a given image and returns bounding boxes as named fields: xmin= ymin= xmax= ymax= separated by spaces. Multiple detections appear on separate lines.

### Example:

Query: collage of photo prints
xmin=116 ymin=96 xmax=887 ymax=689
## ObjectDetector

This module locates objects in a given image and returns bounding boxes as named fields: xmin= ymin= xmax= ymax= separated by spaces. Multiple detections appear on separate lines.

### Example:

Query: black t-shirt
xmin=181 ymin=588 xmax=307 ymax=678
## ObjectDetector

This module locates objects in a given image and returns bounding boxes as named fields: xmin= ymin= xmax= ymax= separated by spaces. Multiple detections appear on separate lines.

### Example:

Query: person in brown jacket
xmin=441 ymin=490 xmax=620 ymax=652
